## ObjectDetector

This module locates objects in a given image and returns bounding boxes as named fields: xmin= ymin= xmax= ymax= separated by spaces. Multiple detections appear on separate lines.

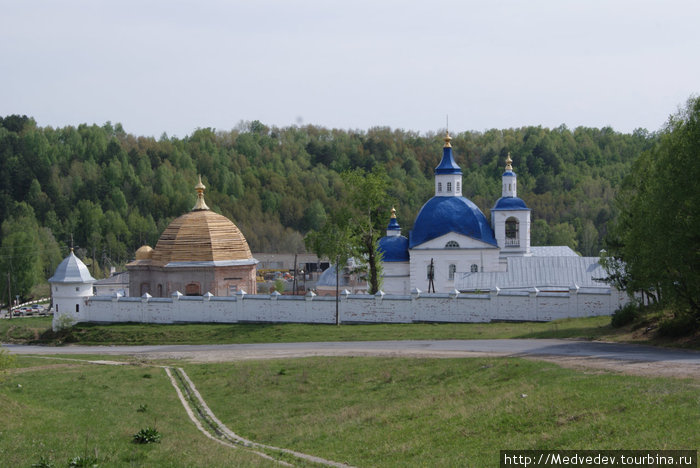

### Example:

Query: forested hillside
xmin=0 ymin=115 xmax=654 ymax=299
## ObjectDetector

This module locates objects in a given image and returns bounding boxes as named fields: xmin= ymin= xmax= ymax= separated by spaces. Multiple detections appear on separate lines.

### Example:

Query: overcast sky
xmin=2 ymin=0 xmax=698 ymax=138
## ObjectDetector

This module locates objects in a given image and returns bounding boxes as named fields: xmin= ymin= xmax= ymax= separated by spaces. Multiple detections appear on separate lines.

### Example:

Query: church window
xmin=447 ymin=182 xmax=452 ymax=192
xmin=75 ymin=287 xmax=79 ymax=292
xmin=56 ymin=304 xmax=58 ymax=313
xmin=505 ymin=217 xmax=520 ymax=247
xmin=449 ymin=264 xmax=456 ymax=280
xmin=157 ymin=284 xmax=163 ymax=297
xmin=438 ymin=182 xmax=442 ymax=192
xmin=445 ymin=240 xmax=460 ymax=249
xmin=470 ymin=264 xmax=478 ymax=273
xmin=509 ymin=183 xmax=512 ymax=191
xmin=456 ymin=181 xmax=460 ymax=193
xmin=75 ymin=304 xmax=79 ymax=313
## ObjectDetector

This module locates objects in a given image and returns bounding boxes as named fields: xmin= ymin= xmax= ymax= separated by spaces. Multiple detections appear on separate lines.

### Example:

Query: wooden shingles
xmin=151 ymin=210 xmax=252 ymax=264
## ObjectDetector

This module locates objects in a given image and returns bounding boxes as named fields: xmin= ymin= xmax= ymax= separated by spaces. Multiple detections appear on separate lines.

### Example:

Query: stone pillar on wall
xmin=528 ymin=287 xmax=538 ymax=321
xmin=569 ymin=284 xmax=579 ymax=317
xmin=490 ymin=287 xmax=500 ymax=320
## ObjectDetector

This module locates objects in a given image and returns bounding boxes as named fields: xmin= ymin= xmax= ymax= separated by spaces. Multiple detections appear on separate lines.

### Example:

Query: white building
xmin=378 ymin=132 xmax=609 ymax=295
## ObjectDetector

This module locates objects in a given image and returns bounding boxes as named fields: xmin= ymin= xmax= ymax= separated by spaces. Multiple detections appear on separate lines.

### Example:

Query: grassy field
xmin=2 ymin=314 xmax=699 ymax=349
xmin=0 ymin=355 xmax=278 ymax=467
xmin=1 ymin=354 xmax=698 ymax=467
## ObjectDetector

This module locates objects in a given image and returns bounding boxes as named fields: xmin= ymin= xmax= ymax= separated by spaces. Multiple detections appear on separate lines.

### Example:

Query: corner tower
xmin=491 ymin=154 xmax=531 ymax=257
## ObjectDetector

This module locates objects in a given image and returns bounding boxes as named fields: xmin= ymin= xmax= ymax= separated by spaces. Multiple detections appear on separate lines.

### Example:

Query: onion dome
xmin=434 ymin=131 xmax=462 ymax=174
xmin=146 ymin=177 xmax=253 ymax=266
xmin=378 ymin=208 xmax=409 ymax=262
xmin=49 ymin=250 xmax=96 ymax=283
xmin=410 ymin=197 xmax=497 ymax=248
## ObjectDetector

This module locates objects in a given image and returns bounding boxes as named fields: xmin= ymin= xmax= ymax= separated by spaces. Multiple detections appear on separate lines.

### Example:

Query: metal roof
xmin=455 ymin=255 xmax=608 ymax=291
xmin=49 ymin=251 xmax=96 ymax=284
xmin=530 ymin=246 xmax=578 ymax=257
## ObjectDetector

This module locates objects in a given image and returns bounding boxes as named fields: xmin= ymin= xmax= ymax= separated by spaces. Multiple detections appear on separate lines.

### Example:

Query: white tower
xmin=491 ymin=154 xmax=531 ymax=257
xmin=49 ymin=250 xmax=95 ymax=330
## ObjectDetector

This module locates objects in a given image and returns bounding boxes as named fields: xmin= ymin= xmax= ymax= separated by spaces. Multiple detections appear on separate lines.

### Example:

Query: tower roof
xmin=434 ymin=131 xmax=462 ymax=175
xmin=387 ymin=207 xmax=401 ymax=231
xmin=49 ymin=250 xmax=96 ymax=283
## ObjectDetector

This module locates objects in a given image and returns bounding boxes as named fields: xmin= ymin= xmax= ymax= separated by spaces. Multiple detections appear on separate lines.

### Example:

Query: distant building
xmin=126 ymin=177 xmax=258 ymax=297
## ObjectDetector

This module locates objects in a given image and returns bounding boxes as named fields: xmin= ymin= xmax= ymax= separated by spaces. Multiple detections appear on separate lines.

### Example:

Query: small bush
xmin=658 ymin=313 xmax=699 ymax=337
xmin=31 ymin=455 xmax=55 ymax=468
xmin=0 ymin=348 xmax=16 ymax=374
xmin=132 ymin=426 xmax=162 ymax=444
xmin=136 ymin=404 xmax=148 ymax=413
xmin=68 ymin=454 xmax=98 ymax=467
xmin=611 ymin=302 xmax=639 ymax=328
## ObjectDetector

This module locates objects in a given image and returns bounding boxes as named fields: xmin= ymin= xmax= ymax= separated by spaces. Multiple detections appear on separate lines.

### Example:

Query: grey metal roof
xmin=456 ymin=255 xmax=608 ymax=291
xmin=529 ymin=246 xmax=578 ymax=257
xmin=93 ymin=271 xmax=129 ymax=286
xmin=49 ymin=251 xmax=96 ymax=283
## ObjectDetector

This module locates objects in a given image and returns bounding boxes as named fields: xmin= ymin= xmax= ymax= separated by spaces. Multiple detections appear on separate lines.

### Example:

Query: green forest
xmin=0 ymin=115 xmax=655 ymax=301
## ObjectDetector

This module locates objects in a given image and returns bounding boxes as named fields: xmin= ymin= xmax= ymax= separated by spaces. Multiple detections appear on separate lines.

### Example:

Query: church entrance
xmin=185 ymin=283 xmax=201 ymax=296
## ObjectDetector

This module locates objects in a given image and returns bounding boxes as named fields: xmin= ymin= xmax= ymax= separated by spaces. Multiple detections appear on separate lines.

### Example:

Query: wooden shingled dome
xmin=150 ymin=210 xmax=252 ymax=264
xmin=149 ymin=176 xmax=252 ymax=265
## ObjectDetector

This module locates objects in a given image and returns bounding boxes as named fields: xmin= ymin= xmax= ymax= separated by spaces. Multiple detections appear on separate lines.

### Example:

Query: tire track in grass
xmin=26 ymin=356 xmax=352 ymax=467
xmin=166 ymin=366 xmax=354 ymax=468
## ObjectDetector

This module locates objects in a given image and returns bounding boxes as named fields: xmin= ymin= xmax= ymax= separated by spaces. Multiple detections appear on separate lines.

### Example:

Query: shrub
xmin=658 ymin=313 xmax=699 ymax=337
xmin=68 ymin=454 xmax=98 ymax=467
xmin=611 ymin=302 xmax=639 ymax=328
xmin=132 ymin=426 xmax=162 ymax=444
xmin=0 ymin=348 xmax=16 ymax=373
xmin=31 ymin=456 xmax=55 ymax=468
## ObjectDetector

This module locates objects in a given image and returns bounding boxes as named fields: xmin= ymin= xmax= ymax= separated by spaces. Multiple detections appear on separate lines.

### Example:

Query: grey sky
xmin=2 ymin=0 xmax=698 ymax=138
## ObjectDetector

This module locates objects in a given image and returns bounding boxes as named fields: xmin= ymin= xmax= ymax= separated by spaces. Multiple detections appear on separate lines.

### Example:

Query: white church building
xmin=378 ymin=132 xmax=609 ymax=295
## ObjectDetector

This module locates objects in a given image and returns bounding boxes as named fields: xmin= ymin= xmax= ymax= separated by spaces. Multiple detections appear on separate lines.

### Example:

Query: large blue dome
xmin=491 ymin=196 xmax=529 ymax=211
xmin=378 ymin=235 xmax=409 ymax=262
xmin=409 ymin=196 xmax=497 ymax=248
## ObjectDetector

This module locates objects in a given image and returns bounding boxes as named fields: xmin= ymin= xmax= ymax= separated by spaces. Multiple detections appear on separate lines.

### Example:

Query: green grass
xmin=2 ymin=354 xmax=698 ymax=467
xmin=3 ymin=313 xmax=698 ymax=350
xmin=0 ymin=356 xmax=277 ymax=467
xmin=190 ymin=357 xmax=700 ymax=466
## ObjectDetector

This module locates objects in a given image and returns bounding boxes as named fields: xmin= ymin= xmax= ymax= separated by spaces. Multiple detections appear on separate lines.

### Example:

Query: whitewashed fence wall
xmin=55 ymin=287 xmax=628 ymax=329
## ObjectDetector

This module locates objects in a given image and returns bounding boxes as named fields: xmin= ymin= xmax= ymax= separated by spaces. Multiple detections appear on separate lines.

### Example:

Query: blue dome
xmin=502 ymin=170 xmax=516 ymax=177
xmin=410 ymin=196 xmax=497 ymax=248
xmin=492 ymin=196 xmax=530 ymax=211
xmin=434 ymin=147 xmax=462 ymax=175
xmin=387 ymin=217 xmax=401 ymax=231
xmin=378 ymin=235 xmax=409 ymax=262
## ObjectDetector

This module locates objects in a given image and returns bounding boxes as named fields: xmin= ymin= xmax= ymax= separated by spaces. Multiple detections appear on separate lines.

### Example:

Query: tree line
xmin=0 ymin=115 xmax=654 ymax=302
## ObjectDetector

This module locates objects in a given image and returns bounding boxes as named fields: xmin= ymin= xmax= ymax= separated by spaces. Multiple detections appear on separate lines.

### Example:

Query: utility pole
xmin=7 ymin=272 xmax=11 ymax=319
xmin=293 ymin=253 xmax=298 ymax=295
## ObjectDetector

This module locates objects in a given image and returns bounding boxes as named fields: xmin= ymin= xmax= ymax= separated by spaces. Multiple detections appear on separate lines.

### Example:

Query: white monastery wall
xmin=54 ymin=287 xmax=629 ymax=330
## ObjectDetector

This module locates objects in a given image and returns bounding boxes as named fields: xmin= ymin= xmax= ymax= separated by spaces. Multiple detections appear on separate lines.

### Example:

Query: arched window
xmin=448 ymin=264 xmax=456 ymax=280
xmin=445 ymin=240 xmax=460 ymax=249
xmin=157 ymin=284 xmax=163 ymax=297
xmin=470 ymin=264 xmax=478 ymax=273
xmin=505 ymin=217 xmax=520 ymax=247
xmin=140 ymin=283 xmax=150 ymax=295
xmin=185 ymin=283 xmax=201 ymax=296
